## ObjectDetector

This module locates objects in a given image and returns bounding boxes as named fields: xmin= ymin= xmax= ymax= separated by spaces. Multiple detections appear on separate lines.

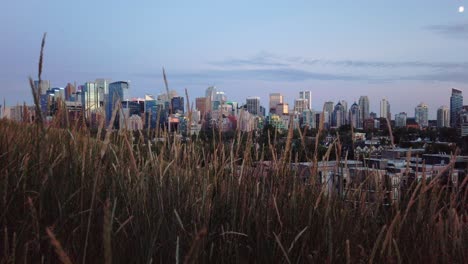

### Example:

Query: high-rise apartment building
xmin=294 ymin=98 xmax=308 ymax=114
xmin=276 ymin=103 xmax=289 ymax=115
xmin=205 ymin=86 xmax=217 ymax=112
xmin=349 ymin=102 xmax=360 ymax=129
xmin=359 ymin=96 xmax=370 ymax=126
xmin=302 ymin=109 xmax=315 ymax=128
xmin=269 ymin=93 xmax=283 ymax=114
xmin=415 ymin=102 xmax=429 ymax=128
xmin=450 ymin=89 xmax=463 ymax=128
xmin=340 ymin=100 xmax=348 ymax=124
xmin=214 ymin=91 xmax=227 ymax=111
xmin=460 ymin=109 xmax=468 ymax=137
xmin=246 ymin=97 xmax=261 ymax=116
xmin=437 ymin=106 xmax=450 ymax=128
xmin=380 ymin=98 xmax=391 ymax=120
xmin=323 ymin=101 xmax=334 ymax=127
xmin=395 ymin=112 xmax=407 ymax=128
xmin=332 ymin=102 xmax=346 ymax=128
xmin=299 ymin=91 xmax=312 ymax=109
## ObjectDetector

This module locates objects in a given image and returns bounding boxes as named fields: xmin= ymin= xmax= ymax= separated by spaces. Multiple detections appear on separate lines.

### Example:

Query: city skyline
xmin=2 ymin=1 xmax=468 ymax=118
xmin=4 ymin=78 xmax=463 ymax=122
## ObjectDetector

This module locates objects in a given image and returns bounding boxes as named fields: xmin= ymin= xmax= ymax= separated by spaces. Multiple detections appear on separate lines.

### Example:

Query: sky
xmin=1 ymin=0 xmax=468 ymax=118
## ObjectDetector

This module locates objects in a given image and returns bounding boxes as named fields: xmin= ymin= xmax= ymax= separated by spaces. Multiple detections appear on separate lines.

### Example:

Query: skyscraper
xmin=415 ymin=102 xmax=429 ymax=128
xmin=260 ymin=105 xmax=266 ymax=117
xmin=437 ymin=106 xmax=450 ymax=128
xmin=359 ymin=96 xmax=370 ymax=126
xmin=340 ymin=100 xmax=348 ymax=124
xmin=302 ymin=109 xmax=315 ymax=128
xmin=323 ymin=101 xmax=334 ymax=128
xmin=214 ymin=91 xmax=227 ymax=111
xmin=195 ymin=97 xmax=207 ymax=118
xmin=276 ymin=103 xmax=289 ymax=115
xmin=460 ymin=109 xmax=468 ymax=137
xmin=171 ymin=96 xmax=184 ymax=113
xmin=299 ymin=91 xmax=312 ymax=109
xmin=332 ymin=102 xmax=346 ymax=128
xmin=380 ymin=98 xmax=391 ymax=120
xmin=349 ymin=102 xmax=360 ymax=129
xmin=34 ymin=80 xmax=51 ymax=95
xmin=107 ymin=81 xmax=130 ymax=124
xmin=144 ymin=95 xmax=166 ymax=129
xmin=205 ymin=86 xmax=217 ymax=112
xmin=95 ymin=79 xmax=111 ymax=105
xmin=81 ymin=82 xmax=101 ymax=118
xmin=246 ymin=97 xmax=261 ymax=116
xmin=269 ymin=93 xmax=283 ymax=114
xmin=387 ymin=101 xmax=391 ymax=121
xmin=64 ymin=83 xmax=75 ymax=101
xmin=450 ymin=89 xmax=463 ymax=128
xmin=294 ymin=98 xmax=308 ymax=114
xmin=395 ymin=112 xmax=407 ymax=128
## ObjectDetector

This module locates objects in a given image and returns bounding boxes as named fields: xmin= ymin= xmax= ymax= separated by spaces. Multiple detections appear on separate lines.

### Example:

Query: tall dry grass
xmin=0 ymin=115 xmax=466 ymax=263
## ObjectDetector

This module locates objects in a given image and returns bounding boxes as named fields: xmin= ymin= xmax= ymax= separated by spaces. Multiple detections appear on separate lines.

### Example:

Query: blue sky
xmin=1 ymin=0 xmax=468 ymax=118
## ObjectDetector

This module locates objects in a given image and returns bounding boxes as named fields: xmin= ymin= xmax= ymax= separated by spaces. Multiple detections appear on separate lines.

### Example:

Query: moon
xmin=459 ymin=6 xmax=465 ymax=13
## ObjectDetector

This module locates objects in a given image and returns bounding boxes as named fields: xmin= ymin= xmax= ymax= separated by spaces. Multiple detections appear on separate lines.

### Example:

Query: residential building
xmin=460 ymin=109 xmax=468 ymax=137
xmin=332 ymin=102 xmax=346 ymax=128
xmin=450 ymin=89 xmax=463 ymax=128
xmin=214 ymin=91 xmax=227 ymax=111
xmin=349 ymin=102 xmax=360 ymax=129
xmin=359 ymin=96 xmax=370 ymax=127
xmin=415 ymin=102 xmax=429 ymax=128
xmin=395 ymin=112 xmax=407 ymax=128
xmin=269 ymin=93 xmax=283 ymax=114
xmin=294 ymin=98 xmax=308 ymax=114
xmin=437 ymin=106 xmax=450 ymax=128
xmin=340 ymin=100 xmax=348 ymax=124
xmin=324 ymin=101 xmax=334 ymax=127
xmin=205 ymin=86 xmax=217 ymax=112
xmin=380 ymin=98 xmax=391 ymax=120
xmin=299 ymin=90 xmax=312 ymax=109
xmin=246 ymin=97 xmax=261 ymax=116
xmin=276 ymin=103 xmax=289 ymax=115
xmin=302 ymin=109 xmax=315 ymax=128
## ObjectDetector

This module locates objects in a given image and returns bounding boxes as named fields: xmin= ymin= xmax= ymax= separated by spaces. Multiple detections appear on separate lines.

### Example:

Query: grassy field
xmin=0 ymin=117 xmax=466 ymax=263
